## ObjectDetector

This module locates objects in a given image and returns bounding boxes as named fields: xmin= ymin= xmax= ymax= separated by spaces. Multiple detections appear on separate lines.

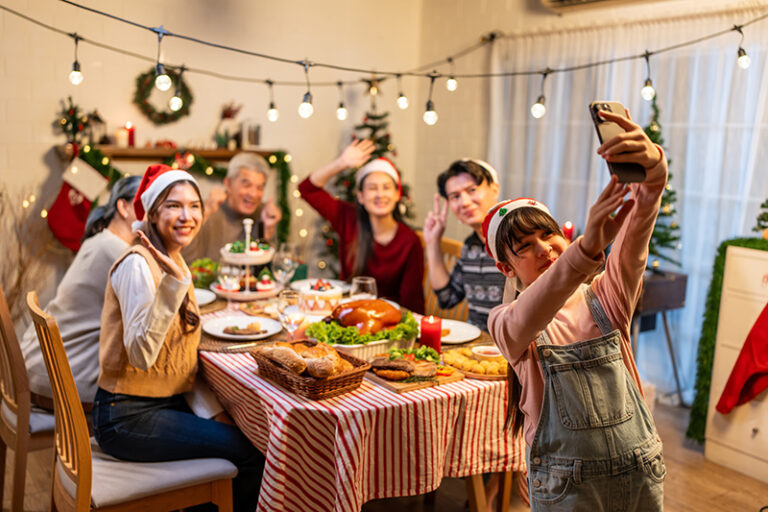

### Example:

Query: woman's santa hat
xmin=482 ymin=198 xmax=551 ymax=261
xmin=133 ymin=164 xmax=198 ymax=222
xmin=355 ymin=157 xmax=402 ymax=198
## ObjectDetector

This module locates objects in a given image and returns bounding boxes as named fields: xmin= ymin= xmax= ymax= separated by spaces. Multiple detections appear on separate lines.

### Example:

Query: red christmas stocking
xmin=716 ymin=300 xmax=768 ymax=414
xmin=47 ymin=158 xmax=108 ymax=251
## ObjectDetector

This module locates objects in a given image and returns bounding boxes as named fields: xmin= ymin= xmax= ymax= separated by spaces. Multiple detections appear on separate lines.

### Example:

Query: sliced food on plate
xmin=223 ymin=322 xmax=266 ymax=336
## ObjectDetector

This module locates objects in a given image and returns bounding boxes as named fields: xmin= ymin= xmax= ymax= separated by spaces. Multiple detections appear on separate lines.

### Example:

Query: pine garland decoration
xmin=644 ymin=98 xmax=681 ymax=270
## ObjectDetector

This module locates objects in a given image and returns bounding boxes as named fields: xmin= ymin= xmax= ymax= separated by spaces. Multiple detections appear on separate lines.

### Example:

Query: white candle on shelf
xmin=115 ymin=128 xmax=129 ymax=148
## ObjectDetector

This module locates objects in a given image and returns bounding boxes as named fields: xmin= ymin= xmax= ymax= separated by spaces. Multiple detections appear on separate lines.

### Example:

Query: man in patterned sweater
xmin=423 ymin=159 xmax=508 ymax=331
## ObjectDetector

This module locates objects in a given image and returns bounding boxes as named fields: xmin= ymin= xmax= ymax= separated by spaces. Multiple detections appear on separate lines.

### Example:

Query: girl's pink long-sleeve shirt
xmin=489 ymin=149 xmax=668 ymax=445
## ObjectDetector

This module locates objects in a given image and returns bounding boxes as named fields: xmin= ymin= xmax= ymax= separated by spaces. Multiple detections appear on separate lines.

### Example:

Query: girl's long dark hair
xmin=144 ymin=180 xmax=204 ymax=334
xmin=350 ymin=176 xmax=404 ymax=277
xmin=495 ymin=207 xmax=563 ymax=438
xmin=82 ymin=175 xmax=141 ymax=241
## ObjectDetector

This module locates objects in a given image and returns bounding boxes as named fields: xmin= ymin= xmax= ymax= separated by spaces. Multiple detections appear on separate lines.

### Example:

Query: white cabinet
xmin=705 ymin=245 xmax=768 ymax=483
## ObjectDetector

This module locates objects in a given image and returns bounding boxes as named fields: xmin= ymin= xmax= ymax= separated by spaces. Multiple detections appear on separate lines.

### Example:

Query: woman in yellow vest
xmin=93 ymin=165 xmax=264 ymax=512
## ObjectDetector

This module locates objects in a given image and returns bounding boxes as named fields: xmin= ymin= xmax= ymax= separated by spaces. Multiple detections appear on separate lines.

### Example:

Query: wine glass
xmin=218 ymin=264 xmax=242 ymax=311
xmin=272 ymin=243 xmax=299 ymax=288
xmin=349 ymin=276 xmax=377 ymax=301
xmin=277 ymin=290 xmax=305 ymax=340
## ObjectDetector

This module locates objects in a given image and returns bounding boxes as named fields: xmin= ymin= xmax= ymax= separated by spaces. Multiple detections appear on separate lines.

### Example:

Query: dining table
xmin=197 ymin=303 xmax=527 ymax=512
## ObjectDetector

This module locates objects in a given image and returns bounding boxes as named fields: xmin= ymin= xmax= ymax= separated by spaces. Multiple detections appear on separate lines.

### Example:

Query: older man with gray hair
xmin=183 ymin=152 xmax=282 ymax=262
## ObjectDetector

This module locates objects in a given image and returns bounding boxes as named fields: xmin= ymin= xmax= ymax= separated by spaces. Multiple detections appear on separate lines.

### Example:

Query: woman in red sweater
xmin=299 ymin=140 xmax=425 ymax=313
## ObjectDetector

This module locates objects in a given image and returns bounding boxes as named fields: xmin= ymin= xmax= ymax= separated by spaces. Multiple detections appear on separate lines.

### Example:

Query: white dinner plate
xmin=202 ymin=316 xmax=282 ymax=341
xmin=290 ymin=278 xmax=351 ymax=294
xmin=419 ymin=319 xmax=481 ymax=344
xmin=193 ymin=288 xmax=217 ymax=306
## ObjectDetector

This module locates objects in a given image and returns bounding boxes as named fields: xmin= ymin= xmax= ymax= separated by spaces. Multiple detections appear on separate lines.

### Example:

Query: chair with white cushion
xmin=27 ymin=291 xmax=237 ymax=512
xmin=0 ymin=284 xmax=55 ymax=512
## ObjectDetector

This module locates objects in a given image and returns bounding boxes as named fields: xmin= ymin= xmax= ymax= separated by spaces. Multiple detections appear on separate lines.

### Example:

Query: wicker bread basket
xmin=252 ymin=340 xmax=370 ymax=400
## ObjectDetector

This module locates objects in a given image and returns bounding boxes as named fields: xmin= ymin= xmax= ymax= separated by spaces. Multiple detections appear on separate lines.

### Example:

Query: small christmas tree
xmin=753 ymin=199 xmax=768 ymax=233
xmin=644 ymin=98 xmax=681 ymax=271
xmin=56 ymin=96 xmax=89 ymax=144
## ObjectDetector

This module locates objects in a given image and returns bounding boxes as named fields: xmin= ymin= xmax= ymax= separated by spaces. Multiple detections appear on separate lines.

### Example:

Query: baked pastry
xmin=331 ymin=299 xmax=401 ymax=335
xmin=259 ymin=346 xmax=307 ymax=374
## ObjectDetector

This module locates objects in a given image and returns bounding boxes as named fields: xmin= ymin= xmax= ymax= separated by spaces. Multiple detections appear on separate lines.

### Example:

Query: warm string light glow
xmin=396 ymin=74 xmax=409 ymax=110
xmin=3 ymin=2 xmax=765 ymax=123
xmin=641 ymin=52 xmax=656 ymax=102
xmin=298 ymin=61 xmax=314 ymax=119
xmin=423 ymin=73 xmax=438 ymax=126
xmin=530 ymin=70 xmax=549 ymax=119
xmin=445 ymin=57 xmax=457 ymax=92
xmin=734 ymin=25 xmax=752 ymax=69
xmin=336 ymin=81 xmax=348 ymax=121
xmin=153 ymin=26 xmax=172 ymax=91
xmin=266 ymin=80 xmax=279 ymax=122
xmin=168 ymin=64 xmax=185 ymax=111
xmin=68 ymin=33 xmax=83 ymax=85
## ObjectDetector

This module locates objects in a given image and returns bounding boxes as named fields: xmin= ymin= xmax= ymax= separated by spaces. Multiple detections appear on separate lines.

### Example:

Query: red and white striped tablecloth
xmin=200 ymin=348 xmax=526 ymax=512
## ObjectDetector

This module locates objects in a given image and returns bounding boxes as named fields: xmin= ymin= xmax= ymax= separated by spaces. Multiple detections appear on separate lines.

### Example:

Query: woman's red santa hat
xmin=482 ymin=198 xmax=551 ymax=261
xmin=355 ymin=157 xmax=402 ymax=198
xmin=133 ymin=164 xmax=198 ymax=222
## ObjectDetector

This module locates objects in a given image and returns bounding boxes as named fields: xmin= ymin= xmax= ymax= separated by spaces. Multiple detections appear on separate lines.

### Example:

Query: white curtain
xmin=487 ymin=9 xmax=768 ymax=403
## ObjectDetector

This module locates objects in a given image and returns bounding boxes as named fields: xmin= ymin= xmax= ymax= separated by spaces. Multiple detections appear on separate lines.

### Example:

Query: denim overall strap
xmin=528 ymin=285 xmax=664 ymax=511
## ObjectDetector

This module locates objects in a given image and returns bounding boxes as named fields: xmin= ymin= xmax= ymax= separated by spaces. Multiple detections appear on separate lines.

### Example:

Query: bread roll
xmin=305 ymin=356 xmax=336 ymax=378
xmin=260 ymin=346 xmax=307 ymax=374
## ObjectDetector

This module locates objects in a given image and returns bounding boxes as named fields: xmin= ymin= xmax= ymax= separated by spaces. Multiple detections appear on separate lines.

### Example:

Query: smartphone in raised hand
xmin=589 ymin=101 xmax=646 ymax=183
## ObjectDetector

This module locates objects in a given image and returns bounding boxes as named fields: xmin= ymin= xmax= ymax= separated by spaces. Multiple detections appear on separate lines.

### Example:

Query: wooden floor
xmin=5 ymin=403 xmax=767 ymax=511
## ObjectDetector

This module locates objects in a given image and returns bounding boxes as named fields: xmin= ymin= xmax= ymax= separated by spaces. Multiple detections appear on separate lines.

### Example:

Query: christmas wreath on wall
xmin=133 ymin=66 xmax=193 ymax=125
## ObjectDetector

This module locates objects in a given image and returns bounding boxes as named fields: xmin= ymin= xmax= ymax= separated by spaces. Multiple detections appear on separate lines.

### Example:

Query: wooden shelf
xmin=55 ymin=145 xmax=277 ymax=162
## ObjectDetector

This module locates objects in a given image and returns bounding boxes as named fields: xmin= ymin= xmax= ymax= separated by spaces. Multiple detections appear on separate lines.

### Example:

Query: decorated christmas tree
xmin=753 ymin=199 xmax=768 ymax=233
xmin=644 ymin=98 xmax=681 ymax=271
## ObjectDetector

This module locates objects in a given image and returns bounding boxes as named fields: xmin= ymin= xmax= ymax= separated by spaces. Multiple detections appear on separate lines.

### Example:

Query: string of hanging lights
xmin=2 ymin=2 xmax=767 ymax=125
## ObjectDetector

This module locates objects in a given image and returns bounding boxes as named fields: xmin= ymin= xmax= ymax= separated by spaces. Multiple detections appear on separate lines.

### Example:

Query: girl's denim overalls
xmin=528 ymin=287 xmax=665 ymax=511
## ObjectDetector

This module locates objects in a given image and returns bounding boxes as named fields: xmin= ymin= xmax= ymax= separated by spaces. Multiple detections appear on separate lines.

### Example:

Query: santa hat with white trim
xmin=355 ymin=157 xmax=402 ymax=197
xmin=460 ymin=158 xmax=499 ymax=184
xmin=133 ymin=164 xmax=198 ymax=222
xmin=482 ymin=197 xmax=552 ymax=261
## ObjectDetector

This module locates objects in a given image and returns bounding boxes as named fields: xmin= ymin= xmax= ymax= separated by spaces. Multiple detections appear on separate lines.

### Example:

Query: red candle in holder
xmin=124 ymin=122 xmax=135 ymax=147
xmin=562 ymin=221 xmax=574 ymax=242
xmin=420 ymin=315 xmax=442 ymax=353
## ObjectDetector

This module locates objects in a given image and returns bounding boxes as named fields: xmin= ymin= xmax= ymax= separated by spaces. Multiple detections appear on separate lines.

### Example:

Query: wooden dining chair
xmin=416 ymin=232 xmax=470 ymax=321
xmin=26 ymin=291 xmax=237 ymax=512
xmin=0 ymin=284 xmax=55 ymax=512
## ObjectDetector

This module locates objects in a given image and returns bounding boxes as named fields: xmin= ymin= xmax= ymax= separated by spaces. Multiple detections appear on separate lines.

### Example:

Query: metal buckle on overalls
xmin=572 ymin=459 xmax=582 ymax=485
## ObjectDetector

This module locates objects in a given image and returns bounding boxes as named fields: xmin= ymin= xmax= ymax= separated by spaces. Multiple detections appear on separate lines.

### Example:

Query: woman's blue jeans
xmin=93 ymin=388 xmax=264 ymax=512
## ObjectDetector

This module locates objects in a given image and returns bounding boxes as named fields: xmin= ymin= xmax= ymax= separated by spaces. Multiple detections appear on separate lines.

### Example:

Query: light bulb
xmin=68 ymin=61 xmax=83 ymax=85
xmin=168 ymin=95 xmax=183 ymax=112
xmin=369 ymin=84 xmax=378 ymax=96
xmin=155 ymin=73 xmax=172 ymax=92
xmin=298 ymin=92 xmax=314 ymax=118
xmin=641 ymin=78 xmax=656 ymax=101
xmin=336 ymin=103 xmax=348 ymax=121
xmin=397 ymin=94 xmax=409 ymax=110
xmin=423 ymin=100 xmax=438 ymax=125
xmin=267 ymin=102 xmax=279 ymax=122
xmin=737 ymin=47 xmax=751 ymax=69
xmin=446 ymin=77 xmax=457 ymax=92
xmin=530 ymin=95 xmax=546 ymax=119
